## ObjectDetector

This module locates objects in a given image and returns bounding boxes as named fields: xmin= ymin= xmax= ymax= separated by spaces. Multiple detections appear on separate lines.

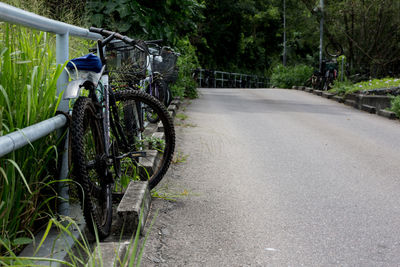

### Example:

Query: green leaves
xmin=270 ymin=64 xmax=313 ymax=88
xmin=87 ymin=0 xmax=204 ymax=44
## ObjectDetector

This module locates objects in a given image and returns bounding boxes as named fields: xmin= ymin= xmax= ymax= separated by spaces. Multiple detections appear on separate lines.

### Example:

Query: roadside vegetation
xmin=330 ymin=78 xmax=400 ymax=95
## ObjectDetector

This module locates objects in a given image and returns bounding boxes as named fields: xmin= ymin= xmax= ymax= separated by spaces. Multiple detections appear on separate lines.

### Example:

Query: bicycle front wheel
xmin=111 ymin=89 xmax=175 ymax=199
xmin=70 ymin=97 xmax=112 ymax=239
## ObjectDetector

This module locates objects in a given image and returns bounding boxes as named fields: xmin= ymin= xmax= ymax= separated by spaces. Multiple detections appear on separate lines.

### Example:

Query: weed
xmin=176 ymin=113 xmax=188 ymax=120
xmin=175 ymin=122 xmax=197 ymax=127
xmin=172 ymin=151 xmax=189 ymax=164
xmin=151 ymin=184 xmax=192 ymax=201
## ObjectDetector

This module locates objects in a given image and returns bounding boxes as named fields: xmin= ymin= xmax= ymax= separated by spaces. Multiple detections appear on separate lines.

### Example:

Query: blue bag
xmin=67 ymin=53 xmax=103 ymax=73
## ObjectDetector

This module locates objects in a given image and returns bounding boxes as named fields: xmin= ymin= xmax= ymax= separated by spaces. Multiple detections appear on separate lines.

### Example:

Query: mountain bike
xmin=65 ymin=27 xmax=175 ymax=239
xmin=322 ymin=42 xmax=343 ymax=90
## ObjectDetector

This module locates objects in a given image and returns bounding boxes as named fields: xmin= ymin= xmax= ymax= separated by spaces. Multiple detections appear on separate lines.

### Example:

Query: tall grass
xmin=0 ymin=23 xmax=64 ymax=254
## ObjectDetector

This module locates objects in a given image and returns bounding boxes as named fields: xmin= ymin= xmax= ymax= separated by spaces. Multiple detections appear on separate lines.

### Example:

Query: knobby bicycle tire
xmin=325 ymin=43 xmax=343 ymax=57
xmin=111 ymin=89 xmax=175 ymax=198
xmin=145 ymin=79 xmax=168 ymax=123
xmin=70 ymin=97 xmax=112 ymax=239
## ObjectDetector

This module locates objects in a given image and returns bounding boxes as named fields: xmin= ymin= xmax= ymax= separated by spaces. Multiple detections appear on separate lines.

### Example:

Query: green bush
xmin=270 ymin=64 xmax=313 ymax=88
xmin=171 ymin=37 xmax=200 ymax=99
xmin=390 ymin=95 xmax=400 ymax=118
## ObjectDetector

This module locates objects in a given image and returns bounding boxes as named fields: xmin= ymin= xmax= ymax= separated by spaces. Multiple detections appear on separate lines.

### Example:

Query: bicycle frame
xmin=65 ymin=37 xmax=147 ymax=182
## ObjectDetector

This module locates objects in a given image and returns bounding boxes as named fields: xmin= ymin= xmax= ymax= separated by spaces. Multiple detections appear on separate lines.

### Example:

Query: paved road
xmin=143 ymin=88 xmax=400 ymax=266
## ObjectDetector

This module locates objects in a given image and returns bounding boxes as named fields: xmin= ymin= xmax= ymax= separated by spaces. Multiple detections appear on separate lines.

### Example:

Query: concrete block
xmin=333 ymin=96 xmax=344 ymax=103
xmin=322 ymin=92 xmax=335 ymax=99
xmin=313 ymin=90 xmax=322 ymax=96
xmin=88 ymin=241 xmax=130 ymax=266
xmin=157 ymin=121 xmax=164 ymax=132
xmin=344 ymin=99 xmax=356 ymax=107
xmin=19 ymin=204 xmax=85 ymax=267
xmin=378 ymin=109 xmax=397 ymax=119
xmin=171 ymin=100 xmax=180 ymax=108
xmin=304 ymin=88 xmax=313 ymax=93
xmin=292 ymin=86 xmax=298 ymax=89
xmin=361 ymin=104 xmax=376 ymax=114
xmin=117 ymin=181 xmax=151 ymax=235
xmin=138 ymin=150 xmax=158 ymax=177
xmin=168 ymin=104 xmax=177 ymax=117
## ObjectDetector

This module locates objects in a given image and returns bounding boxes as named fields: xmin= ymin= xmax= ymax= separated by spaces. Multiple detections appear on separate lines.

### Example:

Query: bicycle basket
xmin=106 ymin=40 xmax=147 ymax=85
xmin=325 ymin=61 xmax=338 ymax=71
xmin=152 ymin=47 xmax=179 ymax=82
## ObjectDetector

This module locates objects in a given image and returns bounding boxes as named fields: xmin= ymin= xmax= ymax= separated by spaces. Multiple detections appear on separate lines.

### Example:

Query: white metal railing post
xmin=56 ymin=33 xmax=70 ymax=216
xmin=214 ymin=71 xmax=217 ymax=88
xmin=56 ymin=33 xmax=69 ymax=111
xmin=199 ymin=69 xmax=202 ymax=87
xmin=221 ymin=72 xmax=224 ymax=88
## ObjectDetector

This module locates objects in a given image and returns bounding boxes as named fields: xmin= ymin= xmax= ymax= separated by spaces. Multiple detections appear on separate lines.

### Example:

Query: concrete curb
xmin=297 ymin=85 xmax=398 ymax=120
xmin=377 ymin=109 xmax=397 ymax=119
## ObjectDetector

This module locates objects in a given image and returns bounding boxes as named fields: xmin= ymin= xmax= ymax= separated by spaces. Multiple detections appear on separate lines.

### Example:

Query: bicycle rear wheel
xmin=325 ymin=43 xmax=343 ymax=57
xmin=110 ymin=89 xmax=175 ymax=200
xmin=145 ymin=79 xmax=168 ymax=123
xmin=70 ymin=97 xmax=112 ymax=239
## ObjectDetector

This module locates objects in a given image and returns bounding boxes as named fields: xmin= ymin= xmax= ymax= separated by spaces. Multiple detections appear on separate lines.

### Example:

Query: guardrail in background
xmin=0 ymin=3 xmax=102 ymax=216
xmin=195 ymin=69 xmax=269 ymax=88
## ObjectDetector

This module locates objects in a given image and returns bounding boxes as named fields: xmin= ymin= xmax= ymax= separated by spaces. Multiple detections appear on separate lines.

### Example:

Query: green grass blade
xmin=6 ymin=159 xmax=32 ymax=194
xmin=33 ymin=219 xmax=53 ymax=256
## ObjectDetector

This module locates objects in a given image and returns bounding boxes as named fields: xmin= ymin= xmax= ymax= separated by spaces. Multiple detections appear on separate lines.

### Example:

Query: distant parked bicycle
xmin=309 ymin=43 xmax=343 ymax=90
xmin=322 ymin=42 xmax=343 ymax=90
xmin=66 ymin=27 xmax=175 ymax=239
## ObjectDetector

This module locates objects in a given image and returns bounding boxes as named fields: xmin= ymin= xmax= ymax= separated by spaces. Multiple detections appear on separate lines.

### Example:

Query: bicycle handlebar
xmin=89 ymin=27 xmax=136 ymax=45
xmin=145 ymin=39 xmax=163 ymax=45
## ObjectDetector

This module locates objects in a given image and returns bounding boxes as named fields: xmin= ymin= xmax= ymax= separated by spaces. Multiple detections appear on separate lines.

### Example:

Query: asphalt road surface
xmin=142 ymin=88 xmax=400 ymax=266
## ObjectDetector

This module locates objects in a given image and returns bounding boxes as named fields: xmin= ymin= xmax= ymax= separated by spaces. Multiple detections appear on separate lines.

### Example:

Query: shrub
xmin=390 ymin=96 xmax=400 ymax=118
xmin=171 ymin=37 xmax=200 ymax=98
xmin=270 ymin=64 xmax=313 ymax=88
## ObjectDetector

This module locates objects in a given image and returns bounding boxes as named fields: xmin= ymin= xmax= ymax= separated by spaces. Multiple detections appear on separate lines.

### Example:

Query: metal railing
xmin=195 ymin=69 xmax=269 ymax=88
xmin=0 ymin=3 xmax=102 ymax=216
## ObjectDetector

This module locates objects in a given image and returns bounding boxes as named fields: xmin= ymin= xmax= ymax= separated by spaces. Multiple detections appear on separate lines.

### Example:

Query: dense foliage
xmin=270 ymin=64 xmax=313 ymax=88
